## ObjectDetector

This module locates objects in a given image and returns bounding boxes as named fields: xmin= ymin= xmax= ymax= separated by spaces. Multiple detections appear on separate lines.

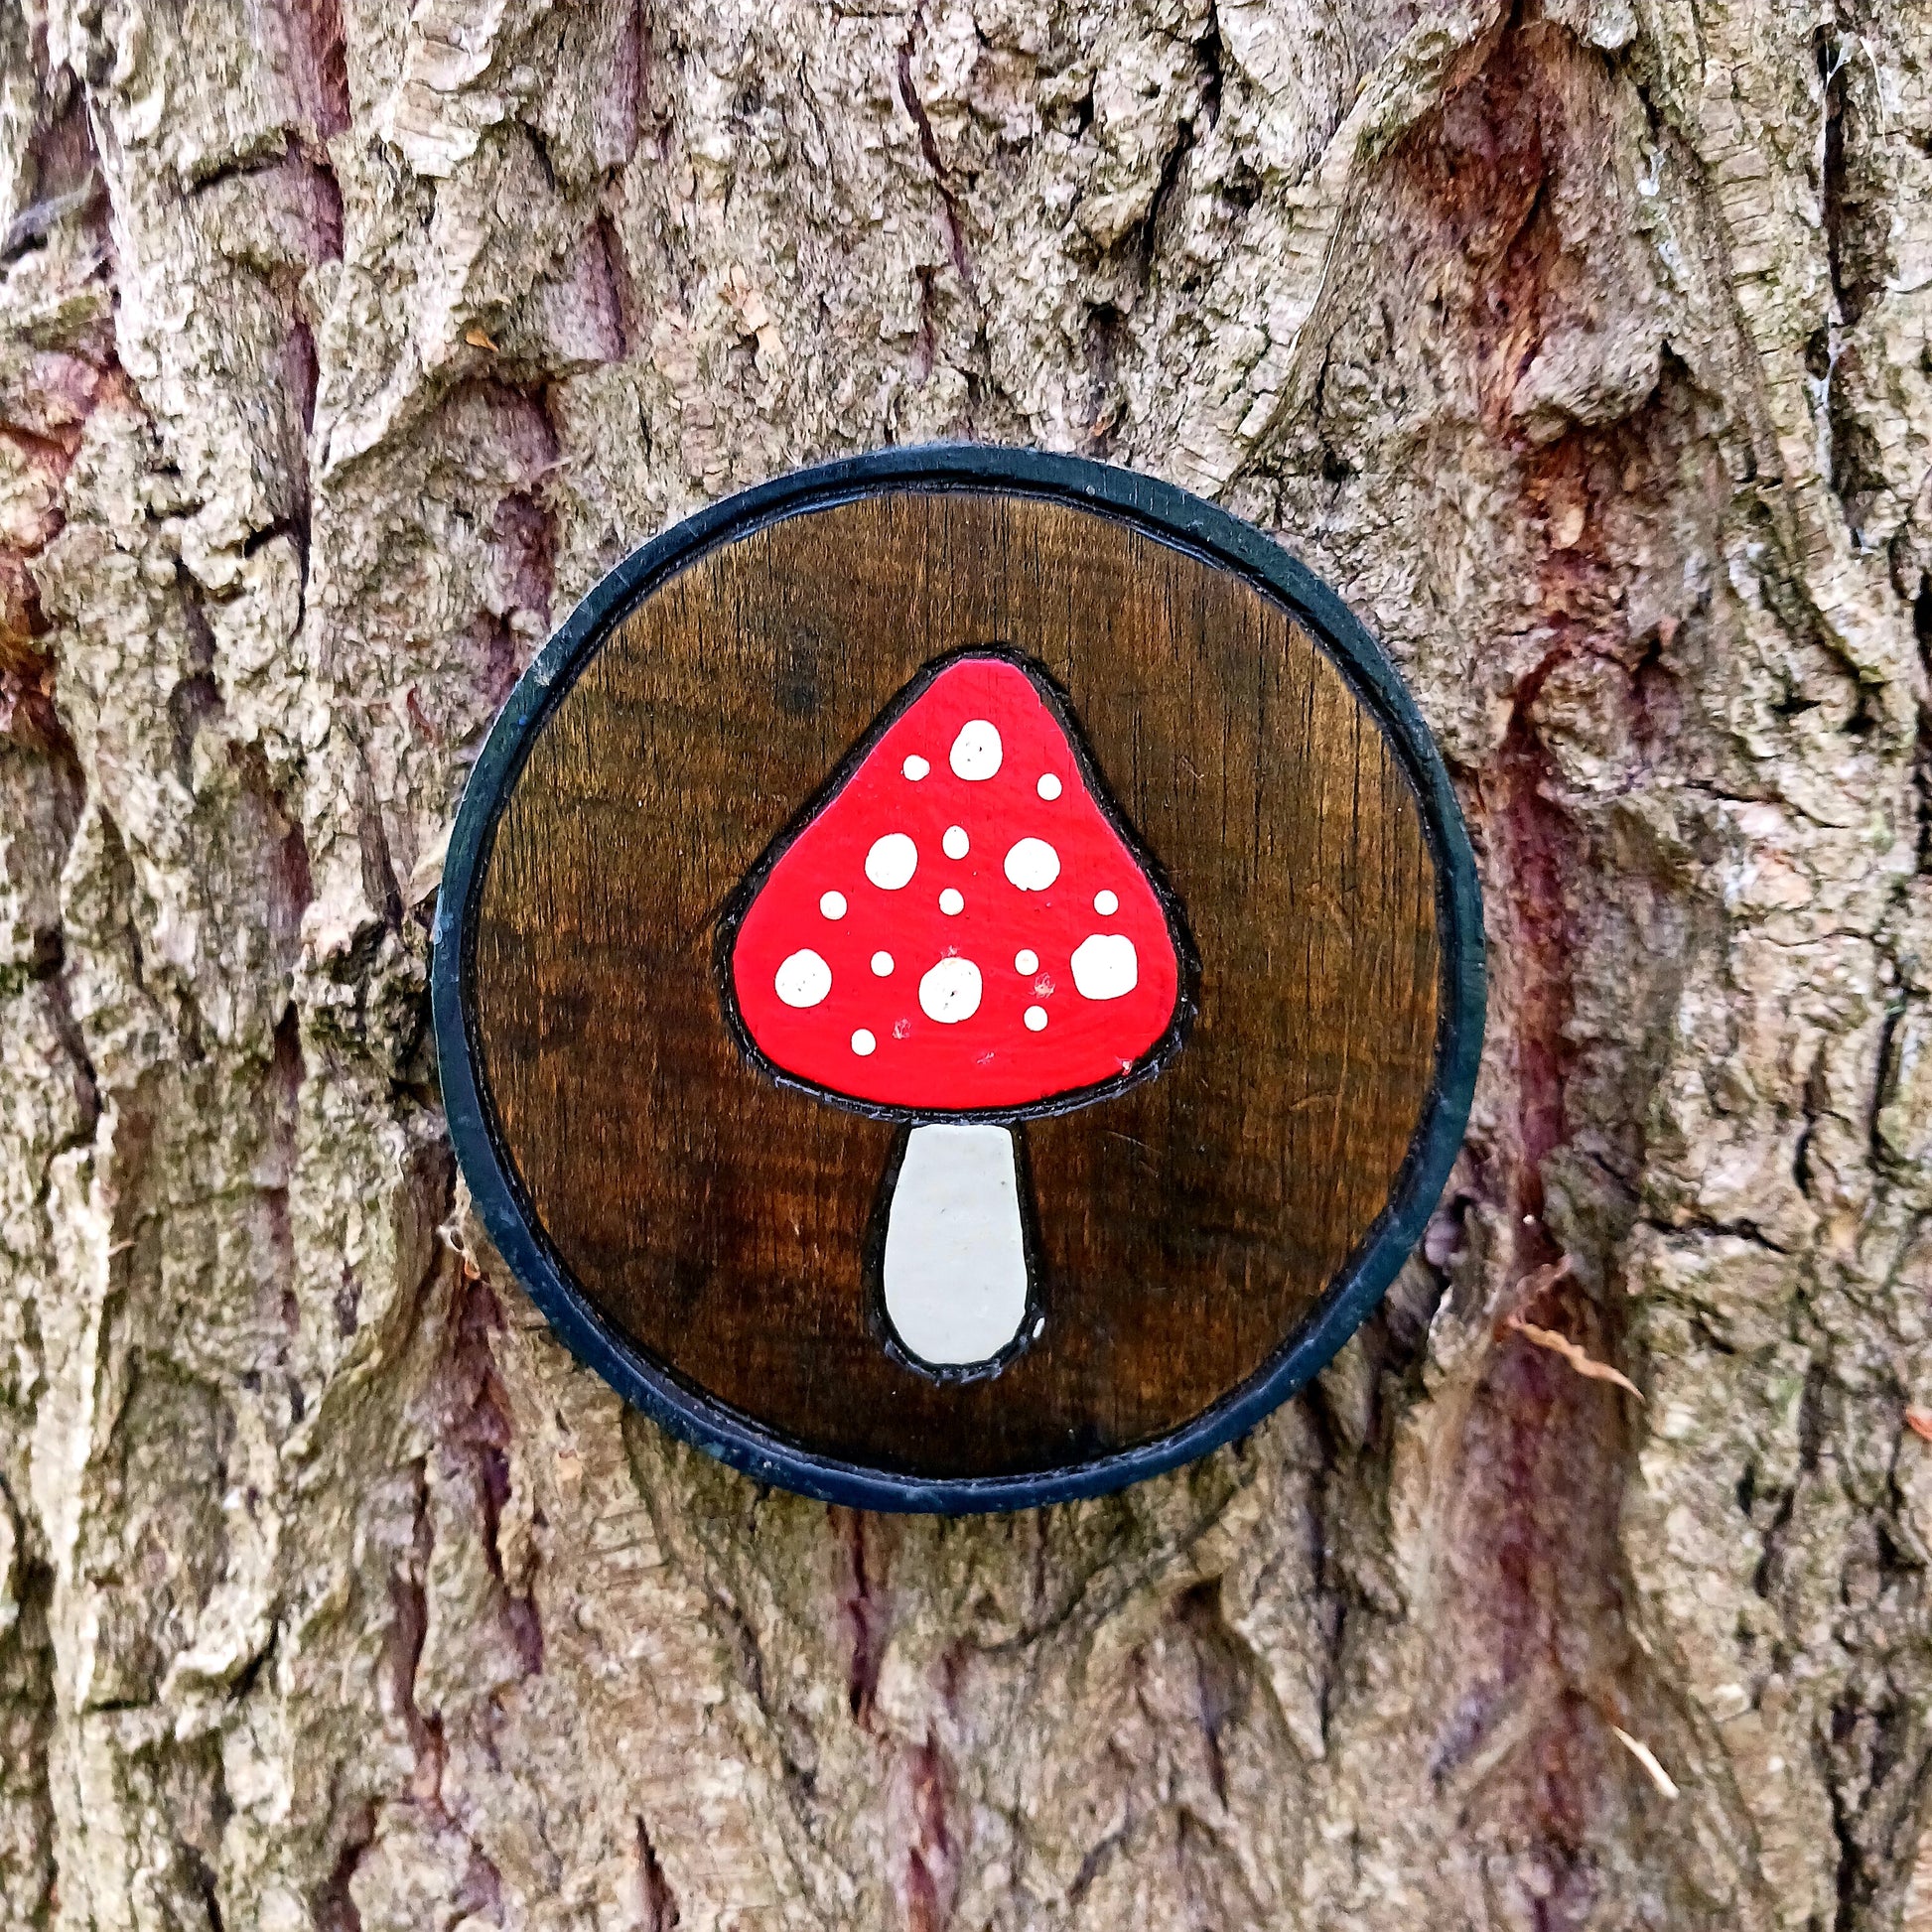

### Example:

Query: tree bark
xmin=2 ymin=0 xmax=1930 ymax=1924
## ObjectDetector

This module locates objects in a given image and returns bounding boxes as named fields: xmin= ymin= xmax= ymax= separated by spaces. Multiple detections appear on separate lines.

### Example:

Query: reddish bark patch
xmin=448 ymin=1274 xmax=545 ymax=1676
xmin=1379 ymin=20 xmax=1671 ymax=1920
xmin=288 ymin=153 xmax=345 ymax=263
xmin=835 ymin=1507 xmax=892 ymax=1725
xmin=595 ymin=0 xmax=648 ymax=173
xmin=313 ymin=1803 xmax=375 ymax=1932
xmin=593 ymin=214 xmax=636 ymax=361
xmin=384 ymin=1497 xmax=448 ymax=1809
xmin=1491 ymin=677 xmax=1575 ymax=1226
xmin=634 ymin=1817 xmax=682 ymax=1929
xmin=0 ymin=102 xmax=122 ymax=763
xmin=488 ymin=487 xmax=555 ymax=637
xmin=1399 ymin=27 xmax=1558 ymax=429
xmin=897 ymin=1733 xmax=958 ymax=1932
xmin=287 ymin=0 xmax=351 ymax=139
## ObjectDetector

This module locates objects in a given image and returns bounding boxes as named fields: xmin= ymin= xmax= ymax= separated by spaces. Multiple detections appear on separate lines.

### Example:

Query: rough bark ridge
xmin=1 ymin=0 xmax=1930 ymax=1923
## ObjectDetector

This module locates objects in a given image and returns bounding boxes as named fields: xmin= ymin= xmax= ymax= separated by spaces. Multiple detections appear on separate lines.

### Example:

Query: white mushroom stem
xmin=882 ymin=1123 xmax=1032 ymax=1367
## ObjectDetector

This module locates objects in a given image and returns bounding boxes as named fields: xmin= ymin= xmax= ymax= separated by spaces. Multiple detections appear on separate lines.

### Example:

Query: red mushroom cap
xmin=725 ymin=652 xmax=1187 ymax=1115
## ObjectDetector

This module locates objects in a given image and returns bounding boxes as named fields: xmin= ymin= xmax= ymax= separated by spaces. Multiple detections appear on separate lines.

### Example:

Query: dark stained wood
xmin=468 ymin=487 xmax=1442 ymax=1480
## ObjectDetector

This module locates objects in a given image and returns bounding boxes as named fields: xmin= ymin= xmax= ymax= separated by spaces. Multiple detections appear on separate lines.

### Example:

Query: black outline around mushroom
xmin=716 ymin=646 xmax=1199 ymax=1375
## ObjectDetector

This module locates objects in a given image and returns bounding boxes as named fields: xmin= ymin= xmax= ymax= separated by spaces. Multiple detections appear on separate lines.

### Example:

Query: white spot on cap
xmin=1014 ymin=948 xmax=1039 ymax=974
xmin=851 ymin=1029 xmax=877 ymax=1055
xmin=1036 ymin=773 xmax=1062 ymax=800
xmin=871 ymin=950 xmax=895 ymax=976
xmin=1004 ymin=837 xmax=1060 ymax=892
xmin=939 ymin=888 xmax=964 ymax=915
xmin=918 ymin=957 xmax=982 ymax=1024
xmin=942 ymin=825 xmax=969 ymax=860
xmin=1024 ymin=1005 xmax=1048 ymax=1032
xmin=774 ymin=949 xmax=832 ymax=1009
xmin=865 ymin=832 xmax=917 ymax=890
xmin=820 ymin=891 xmax=848 ymax=919
xmin=1071 ymin=933 xmax=1137 ymax=1001
xmin=902 ymin=755 xmax=930 ymax=780
xmin=1093 ymin=889 xmax=1119 ymax=915
xmin=950 ymin=719 xmax=1003 ymax=780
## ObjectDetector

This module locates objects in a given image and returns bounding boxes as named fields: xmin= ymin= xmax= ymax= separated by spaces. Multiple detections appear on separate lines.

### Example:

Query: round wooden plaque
xmin=433 ymin=448 xmax=1483 ymax=1512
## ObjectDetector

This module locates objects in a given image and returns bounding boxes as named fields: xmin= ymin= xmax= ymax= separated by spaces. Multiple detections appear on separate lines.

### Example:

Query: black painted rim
xmin=431 ymin=444 xmax=1486 ymax=1515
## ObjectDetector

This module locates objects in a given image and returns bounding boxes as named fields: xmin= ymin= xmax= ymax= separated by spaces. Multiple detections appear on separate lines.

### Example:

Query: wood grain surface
xmin=468 ymin=487 xmax=1442 ymax=1479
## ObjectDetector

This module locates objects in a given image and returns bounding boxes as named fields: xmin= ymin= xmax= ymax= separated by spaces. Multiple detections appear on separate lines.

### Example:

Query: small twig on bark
xmin=1608 ymin=1724 xmax=1679 ymax=1799
xmin=1504 ymin=1314 xmax=1645 ymax=1400
xmin=1502 ymin=1256 xmax=1643 ymax=1396
xmin=1515 ymin=1254 xmax=1573 ymax=1301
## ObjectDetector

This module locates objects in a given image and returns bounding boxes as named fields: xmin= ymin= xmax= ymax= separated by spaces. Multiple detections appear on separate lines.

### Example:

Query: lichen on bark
xmin=2 ymin=0 xmax=1931 ymax=1924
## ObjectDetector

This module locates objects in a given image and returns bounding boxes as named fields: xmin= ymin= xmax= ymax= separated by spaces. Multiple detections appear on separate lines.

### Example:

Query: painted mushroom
xmin=723 ymin=649 xmax=1192 ymax=1370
